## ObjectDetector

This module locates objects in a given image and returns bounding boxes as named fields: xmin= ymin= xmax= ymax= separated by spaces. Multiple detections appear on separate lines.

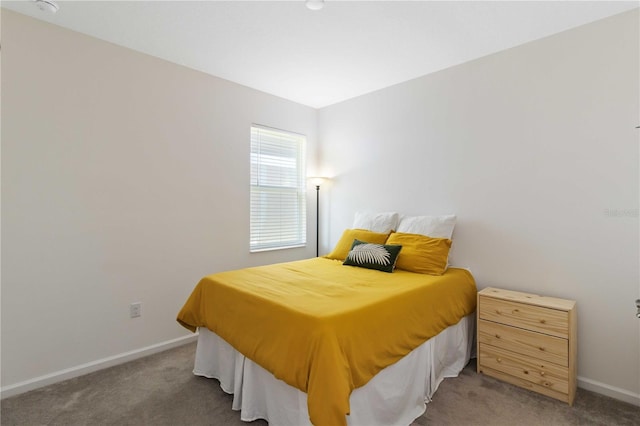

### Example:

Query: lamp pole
xmin=315 ymin=184 xmax=320 ymax=257
xmin=309 ymin=177 xmax=327 ymax=257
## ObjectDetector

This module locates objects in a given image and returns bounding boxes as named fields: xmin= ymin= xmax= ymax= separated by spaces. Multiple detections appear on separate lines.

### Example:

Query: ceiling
xmin=2 ymin=1 xmax=638 ymax=108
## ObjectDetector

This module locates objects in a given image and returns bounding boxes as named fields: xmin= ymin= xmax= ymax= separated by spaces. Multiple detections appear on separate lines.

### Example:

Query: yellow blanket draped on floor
xmin=177 ymin=257 xmax=476 ymax=426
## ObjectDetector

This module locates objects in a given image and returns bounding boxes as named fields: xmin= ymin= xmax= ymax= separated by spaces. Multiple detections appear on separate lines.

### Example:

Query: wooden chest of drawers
xmin=477 ymin=287 xmax=577 ymax=405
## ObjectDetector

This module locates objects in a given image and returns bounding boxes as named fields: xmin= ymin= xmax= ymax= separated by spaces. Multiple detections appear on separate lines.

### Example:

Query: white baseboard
xmin=0 ymin=333 xmax=198 ymax=400
xmin=578 ymin=376 xmax=640 ymax=406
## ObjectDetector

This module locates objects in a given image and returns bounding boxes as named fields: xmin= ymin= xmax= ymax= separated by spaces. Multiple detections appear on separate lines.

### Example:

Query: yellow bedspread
xmin=177 ymin=257 xmax=476 ymax=426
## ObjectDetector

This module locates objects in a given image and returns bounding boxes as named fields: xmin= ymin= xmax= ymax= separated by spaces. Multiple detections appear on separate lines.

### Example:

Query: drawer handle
xmin=539 ymin=347 xmax=546 ymax=352
xmin=513 ymin=309 xmax=519 ymax=314
xmin=540 ymin=319 xmax=546 ymax=324
xmin=495 ymin=334 xmax=501 ymax=339
xmin=497 ymin=358 xmax=502 ymax=363
xmin=523 ymin=370 xmax=529 ymax=375
xmin=540 ymin=371 xmax=546 ymax=377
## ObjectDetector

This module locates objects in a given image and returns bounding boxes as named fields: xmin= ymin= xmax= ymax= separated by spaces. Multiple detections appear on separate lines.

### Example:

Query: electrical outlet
xmin=130 ymin=302 xmax=142 ymax=318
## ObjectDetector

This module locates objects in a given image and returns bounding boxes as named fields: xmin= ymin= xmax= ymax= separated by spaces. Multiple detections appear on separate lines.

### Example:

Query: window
xmin=250 ymin=125 xmax=306 ymax=252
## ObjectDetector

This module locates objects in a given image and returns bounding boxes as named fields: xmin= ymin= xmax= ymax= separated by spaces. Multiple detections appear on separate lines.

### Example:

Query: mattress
xmin=193 ymin=314 xmax=475 ymax=425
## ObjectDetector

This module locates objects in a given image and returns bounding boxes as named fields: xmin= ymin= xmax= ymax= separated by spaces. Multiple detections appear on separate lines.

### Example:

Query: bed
xmin=177 ymin=214 xmax=475 ymax=425
xmin=192 ymin=311 xmax=475 ymax=425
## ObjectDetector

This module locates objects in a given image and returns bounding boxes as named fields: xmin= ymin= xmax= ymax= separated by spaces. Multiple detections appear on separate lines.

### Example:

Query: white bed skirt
xmin=193 ymin=313 xmax=475 ymax=426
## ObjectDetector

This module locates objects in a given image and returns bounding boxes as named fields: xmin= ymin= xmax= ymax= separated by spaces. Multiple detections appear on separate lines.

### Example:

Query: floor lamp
xmin=309 ymin=177 xmax=327 ymax=257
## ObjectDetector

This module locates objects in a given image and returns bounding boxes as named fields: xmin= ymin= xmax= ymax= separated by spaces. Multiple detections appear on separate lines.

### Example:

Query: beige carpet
xmin=2 ymin=342 xmax=638 ymax=425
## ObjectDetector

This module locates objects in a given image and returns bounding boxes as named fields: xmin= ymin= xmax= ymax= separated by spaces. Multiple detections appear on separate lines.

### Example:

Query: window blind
xmin=250 ymin=125 xmax=306 ymax=252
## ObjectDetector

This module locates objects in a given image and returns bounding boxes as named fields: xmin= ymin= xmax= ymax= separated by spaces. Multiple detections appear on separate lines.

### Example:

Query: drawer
xmin=479 ymin=296 xmax=569 ymax=338
xmin=478 ymin=343 xmax=568 ymax=394
xmin=479 ymin=366 xmax=570 ymax=404
xmin=478 ymin=319 xmax=568 ymax=367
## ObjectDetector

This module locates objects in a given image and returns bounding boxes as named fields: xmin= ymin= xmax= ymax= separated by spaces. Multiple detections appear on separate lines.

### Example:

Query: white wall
xmin=1 ymin=10 xmax=317 ymax=391
xmin=318 ymin=10 xmax=639 ymax=402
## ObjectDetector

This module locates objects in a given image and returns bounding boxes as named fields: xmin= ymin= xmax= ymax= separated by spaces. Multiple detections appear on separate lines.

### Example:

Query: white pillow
xmin=352 ymin=211 xmax=400 ymax=233
xmin=396 ymin=214 xmax=457 ymax=239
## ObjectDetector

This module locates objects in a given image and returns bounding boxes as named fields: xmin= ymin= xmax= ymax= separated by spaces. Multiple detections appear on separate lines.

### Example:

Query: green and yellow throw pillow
xmin=343 ymin=239 xmax=402 ymax=273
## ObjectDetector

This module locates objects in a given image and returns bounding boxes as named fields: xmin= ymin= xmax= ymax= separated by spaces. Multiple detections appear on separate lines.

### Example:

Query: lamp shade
xmin=308 ymin=176 xmax=328 ymax=187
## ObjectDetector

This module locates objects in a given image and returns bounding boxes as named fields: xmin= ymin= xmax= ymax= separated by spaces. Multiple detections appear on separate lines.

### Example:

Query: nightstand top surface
xmin=479 ymin=287 xmax=576 ymax=311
